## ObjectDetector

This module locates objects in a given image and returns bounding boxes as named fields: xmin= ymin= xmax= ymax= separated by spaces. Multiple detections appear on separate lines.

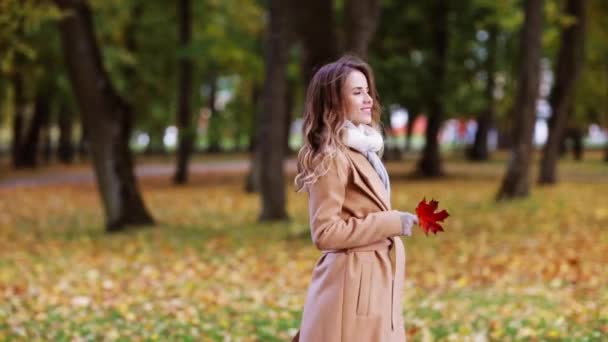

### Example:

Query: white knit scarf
xmin=341 ymin=120 xmax=390 ymax=200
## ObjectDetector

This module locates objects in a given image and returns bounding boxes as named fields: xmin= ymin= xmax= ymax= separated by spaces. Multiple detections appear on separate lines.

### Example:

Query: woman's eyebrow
xmin=351 ymin=86 xmax=369 ymax=90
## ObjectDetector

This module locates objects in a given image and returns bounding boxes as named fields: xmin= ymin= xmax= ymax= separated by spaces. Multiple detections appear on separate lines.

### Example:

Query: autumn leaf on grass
xmin=415 ymin=198 xmax=449 ymax=235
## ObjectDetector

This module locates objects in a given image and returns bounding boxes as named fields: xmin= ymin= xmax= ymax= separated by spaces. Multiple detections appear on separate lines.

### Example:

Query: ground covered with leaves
xmin=1 ymin=155 xmax=607 ymax=341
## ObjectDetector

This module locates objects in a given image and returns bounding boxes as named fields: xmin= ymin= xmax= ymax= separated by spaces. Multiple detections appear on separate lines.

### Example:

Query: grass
xmin=0 ymin=153 xmax=607 ymax=341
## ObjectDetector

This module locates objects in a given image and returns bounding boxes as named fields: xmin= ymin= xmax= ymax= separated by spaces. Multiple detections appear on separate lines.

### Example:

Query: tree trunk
xmin=57 ymin=101 xmax=75 ymax=164
xmin=78 ymin=120 xmax=89 ymax=161
xmin=570 ymin=127 xmax=584 ymax=160
xmin=41 ymin=117 xmax=52 ymax=164
xmin=284 ymin=79 xmax=295 ymax=157
xmin=245 ymin=83 xmax=263 ymax=193
xmin=174 ymin=0 xmax=195 ymax=184
xmin=468 ymin=25 xmax=498 ymax=161
xmin=497 ymin=0 xmax=543 ymax=200
xmin=54 ymin=0 xmax=154 ymax=231
xmin=344 ymin=0 xmax=382 ymax=60
xmin=206 ymin=76 xmax=221 ymax=153
xmin=417 ymin=0 xmax=448 ymax=177
xmin=258 ymin=0 xmax=289 ymax=221
xmin=20 ymin=91 xmax=51 ymax=168
xmin=293 ymin=0 xmax=337 ymax=86
xmin=11 ymin=71 xmax=25 ymax=168
xmin=405 ymin=111 xmax=418 ymax=152
xmin=538 ymin=0 xmax=586 ymax=183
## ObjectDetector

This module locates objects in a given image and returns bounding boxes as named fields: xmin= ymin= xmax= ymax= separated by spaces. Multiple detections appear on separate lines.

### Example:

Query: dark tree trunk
xmin=245 ymin=83 xmax=263 ymax=193
xmin=258 ymin=0 xmax=289 ymax=221
xmin=569 ymin=127 xmax=584 ymax=160
xmin=20 ymin=91 xmax=51 ymax=168
xmin=344 ymin=0 xmax=382 ymax=60
xmin=11 ymin=71 xmax=25 ymax=168
xmin=539 ymin=0 xmax=586 ymax=184
xmin=206 ymin=76 xmax=221 ymax=153
xmin=41 ymin=118 xmax=52 ymax=164
xmin=54 ymin=0 xmax=154 ymax=231
xmin=405 ymin=111 xmax=418 ymax=152
xmin=468 ymin=25 xmax=498 ymax=161
xmin=497 ymin=0 xmax=543 ymax=200
xmin=57 ymin=101 xmax=75 ymax=164
xmin=284 ymin=79 xmax=295 ymax=157
xmin=293 ymin=0 xmax=337 ymax=86
xmin=417 ymin=0 xmax=448 ymax=177
xmin=174 ymin=0 xmax=195 ymax=184
xmin=78 ymin=120 xmax=89 ymax=160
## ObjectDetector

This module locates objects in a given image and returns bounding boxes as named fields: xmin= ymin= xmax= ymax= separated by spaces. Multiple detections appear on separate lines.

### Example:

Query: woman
xmin=292 ymin=55 xmax=418 ymax=342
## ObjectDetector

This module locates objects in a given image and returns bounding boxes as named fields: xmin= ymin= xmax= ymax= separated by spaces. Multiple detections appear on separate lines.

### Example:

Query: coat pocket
xmin=356 ymin=261 xmax=373 ymax=316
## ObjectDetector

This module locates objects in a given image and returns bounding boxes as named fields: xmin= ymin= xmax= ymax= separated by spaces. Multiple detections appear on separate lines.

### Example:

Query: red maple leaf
xmin=415 ymin=198 xmax=449 ymax=235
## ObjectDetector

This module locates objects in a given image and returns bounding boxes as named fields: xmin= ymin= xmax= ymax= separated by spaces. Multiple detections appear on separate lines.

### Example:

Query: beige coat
xmin=293 ymin=147 xmax=407 ymax=342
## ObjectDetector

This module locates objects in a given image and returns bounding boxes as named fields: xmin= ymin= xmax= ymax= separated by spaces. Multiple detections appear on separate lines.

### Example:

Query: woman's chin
xmin=361 ymin=114 xmax=372 ymax=124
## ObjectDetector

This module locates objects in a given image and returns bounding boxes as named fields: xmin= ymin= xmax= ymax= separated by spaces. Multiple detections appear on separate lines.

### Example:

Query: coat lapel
xmin=345 ymin=148 xmax=390 ymax=210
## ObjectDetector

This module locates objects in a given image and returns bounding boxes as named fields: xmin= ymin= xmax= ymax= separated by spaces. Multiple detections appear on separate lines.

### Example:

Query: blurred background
xmin=0 ymin=0 xmax=607 ymax=341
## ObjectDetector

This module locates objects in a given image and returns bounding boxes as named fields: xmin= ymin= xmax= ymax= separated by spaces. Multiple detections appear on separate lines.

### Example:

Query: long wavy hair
xmin=294 ymin=55 xmax=382 ymax=193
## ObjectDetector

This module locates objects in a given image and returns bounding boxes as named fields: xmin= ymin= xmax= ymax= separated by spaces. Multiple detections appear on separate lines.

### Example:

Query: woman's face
xmin=343 ymin=70 xmax=373 ymax=125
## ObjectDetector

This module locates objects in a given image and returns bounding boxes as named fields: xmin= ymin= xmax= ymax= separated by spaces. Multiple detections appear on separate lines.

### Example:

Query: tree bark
xmin=497 ymin=0 xmax=543 ymax=200
xmin=344 ymin=0 xmax=382 ymax=60
xmin=284 ymin=78 xmax=295 ymax=156
xmin=468 ymin=25 xmax=498 ymax=161
xmin=405 ymin=111 xmax=418 ymax=152
xmin=205 ymin=76 xmax=221 ymax=153
xmin=54 ymin=0 xmax=154 ymax=231
xmin=538 ymin=0 xmax=586 ymax=184
xmin=20 ymin=91 xmax=51 ymax=168
xmin=293 ymin=0 xmax=337 ymax=86
xmin=57 ymin=101 xmax=75 ymax=164
xmin=417 ymin=0 xmax=448 ymax=177
xmin=11 ymin=71 xmax=25 ymax=168
xmin=258 ymin=0 xmax=289 ymax=221
xmin=245 ymin=83 xmax=263 ymax=193
xmin=174 ymin=0 xmax=195 ymax=184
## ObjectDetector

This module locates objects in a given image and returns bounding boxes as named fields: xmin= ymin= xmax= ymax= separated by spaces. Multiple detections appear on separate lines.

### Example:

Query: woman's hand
xmin=399 ymin=212 xmax=418 ymax=236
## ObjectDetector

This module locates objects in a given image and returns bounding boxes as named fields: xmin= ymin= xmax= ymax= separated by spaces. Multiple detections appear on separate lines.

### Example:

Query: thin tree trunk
xmin=284 ymin=79 xmax=295 ymax=157
xmin=174 ymin=0 xmax=194 ymax=184
xmin=468 ymin=25 xmax=498 ymax=161
xmin=570 ymin=126 xmax=584 ymax=160
xmin=41 ymin=114 xmax=52 ymax=164
xmin=497 ymin=0 xmax=543 ymax=200
xmin=206 ymin=76 xmax=221 ymax=153
xmin=405 ymin=111 xmax=418 ymax=152
xmin=54 ymin=0 xmax=154 ymax=231
xmin=344 ymin=0 xmax=382 ymax=60
xmin=417 ymin=0 xmax=448 ymax=177
xmin=11 ymin=71 xmax=25 ymax=168
xmin=539 ymin=0 xmax=586 ymax=184
xmin=78 ymin=120 xmax=88 ymax=161
xmin=245 ymin=83 xmax=263 ymax=193
xmin=20 ymin=91 xmax=51 ymax=168
xmin=57 ymin=101 xmax=75 ymax=164
xmin=258 ymin=0 xmax=289 ymax=221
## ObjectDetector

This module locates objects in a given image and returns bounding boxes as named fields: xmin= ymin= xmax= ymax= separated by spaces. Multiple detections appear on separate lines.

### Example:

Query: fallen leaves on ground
xmin=0 ymin=158 xmax=607 ymax=341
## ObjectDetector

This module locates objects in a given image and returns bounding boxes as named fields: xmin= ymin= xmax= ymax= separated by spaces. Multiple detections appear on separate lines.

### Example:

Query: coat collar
xmin=344 ymin=148 xmax=391 ymax=211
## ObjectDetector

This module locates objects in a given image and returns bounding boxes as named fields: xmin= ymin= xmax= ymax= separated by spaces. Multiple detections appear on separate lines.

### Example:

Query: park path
xmin=0 ymin=159 xmax=298 ymax=188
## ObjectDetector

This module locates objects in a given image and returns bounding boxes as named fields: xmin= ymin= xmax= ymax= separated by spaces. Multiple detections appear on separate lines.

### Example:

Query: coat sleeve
xmin=308 ymin=152 xmax=403 ymax=251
